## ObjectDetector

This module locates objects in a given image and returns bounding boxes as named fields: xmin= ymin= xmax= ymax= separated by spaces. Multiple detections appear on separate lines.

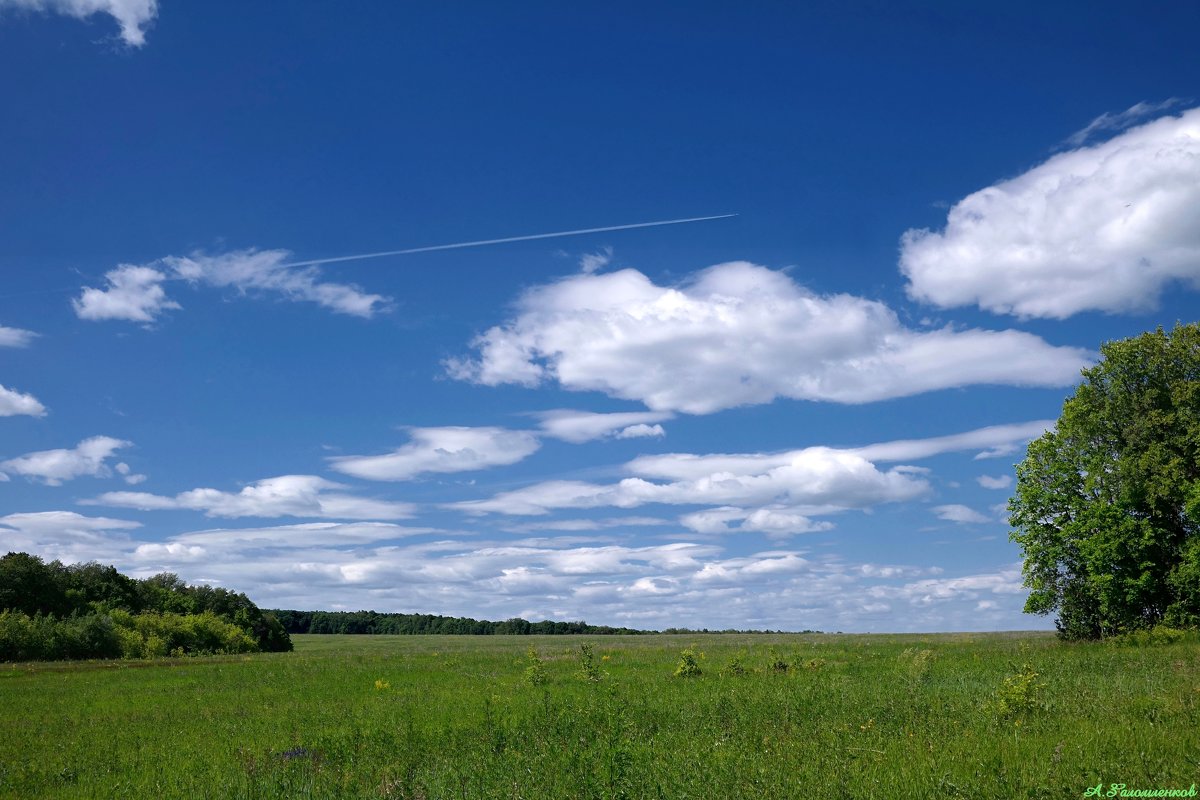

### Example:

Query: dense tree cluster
xmin=0 ymin=552 xmax=292 ymax=661
xmin=1010 ymin=323 xmax=1200 ymax=639
xmin=271 ymin=609 xmax=651 ymax=636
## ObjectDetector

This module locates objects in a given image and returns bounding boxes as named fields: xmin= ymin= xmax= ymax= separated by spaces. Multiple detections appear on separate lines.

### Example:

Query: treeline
xmin=0 ymin=552 xmax=291 ymax=662
xmin=271 ymin=609 xmax=652 ymax=636
xmin=271 ymin=610 xmax=826 ymax=637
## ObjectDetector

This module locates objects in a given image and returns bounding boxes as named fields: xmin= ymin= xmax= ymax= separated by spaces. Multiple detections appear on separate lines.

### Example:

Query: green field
xmin=2 ymin=632 xmax=1198 ymax=799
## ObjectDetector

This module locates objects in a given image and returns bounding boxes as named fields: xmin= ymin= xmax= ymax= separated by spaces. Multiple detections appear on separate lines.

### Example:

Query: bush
xmin=674 ymin=649 xmax=702 ymax=678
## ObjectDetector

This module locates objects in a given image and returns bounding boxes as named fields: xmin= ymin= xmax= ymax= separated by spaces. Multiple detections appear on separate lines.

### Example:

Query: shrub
xmin=989 ymin=663 xmax=1046 ymax=723
xmin=719 ymin=651 xmax=748 ymax=677
xmin=577 ymin=642 xmax=602 ymax=682
xmin=674 ymin=649 xmax=702 ymax=678
xmin=523 ymin=647 xmax=547 ymax=686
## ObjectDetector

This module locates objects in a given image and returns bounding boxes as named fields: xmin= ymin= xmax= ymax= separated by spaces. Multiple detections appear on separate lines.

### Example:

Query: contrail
xmin=280 ymin=213 xmax=737 ymax=268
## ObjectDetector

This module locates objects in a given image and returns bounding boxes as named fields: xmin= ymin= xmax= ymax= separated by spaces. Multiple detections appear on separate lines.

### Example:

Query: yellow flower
xmin=374 ymin=679 xmax=390 ymax=690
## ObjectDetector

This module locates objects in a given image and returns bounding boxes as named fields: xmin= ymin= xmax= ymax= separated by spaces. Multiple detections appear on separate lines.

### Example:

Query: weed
xmin=674 ymin=648 xmax=702 ymax=678
xmin=578 ymin=642 xmax=603 ymax=682
xmin=523 ymin=647 xmax=547 ymax=686
xmin=989 ymin=663 xmax=1046 ymax=723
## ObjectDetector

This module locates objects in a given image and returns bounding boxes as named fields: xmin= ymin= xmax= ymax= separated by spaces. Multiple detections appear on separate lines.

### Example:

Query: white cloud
xmin=87 ymin=474 xmax=414 ymax=520
xmin=455 ymin=448 xmax=929 ymax=517
xmin=72 ymin=265 xmax=178 ymax=322
xmin=680 ymin=506 xmax=834 ymax=536
xmin=0 ymin=511 xmax=141 ymax=564
xmin=1064 ymin=99 xmax=1185 ymax=148
xmin=869 ymin=567 xmax=1024 ymax=607
xmin=330 ymin=427 xmax=540 ymax=481
xmin=167 ymin=250 xmax=388 ymax=318
xmin=0 ymin=325 xmax=36 ymax=348
xmin=932 ymin=504 xmax=991 ymax=524
xmin=579 ymin=247 xmax=613 ymax=274
xmin=0 ymin=0 xmax=158 ymax=46
xmin=502 ymin=516 xmax=672 ymax=533
xmin=535 ymin=409 xmax=673 ymax=444
xmin=0 ymin=384 xmax=46 ymax=417
xmin=901 ymin=106 xmax=1200 ymax=318
xmin=615 ymin=424 xmax=666 ymax=440
xmin=6 ymin=512 xmax=1038 ymax=632
xmin=448 ymin=262 xmax=1090 ymax=413
xmin=977 ymin=474 xmax=1012 ymax=490
xmin=1 ymin=436 xmax=129 ymax=485
xmin=73 ymin=249 xmax=389 ymax=323
xmin=454 ymin=421 xmax=1041 ymax=526
xmin=114 ymin=462 xmax=147 ymax=485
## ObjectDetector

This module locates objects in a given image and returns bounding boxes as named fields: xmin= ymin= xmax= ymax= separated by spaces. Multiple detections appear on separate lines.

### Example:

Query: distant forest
xmin=270 ymin=609 xmax=651 ymax=636
xmin=271 ymin=609 xmax=822 ymax=637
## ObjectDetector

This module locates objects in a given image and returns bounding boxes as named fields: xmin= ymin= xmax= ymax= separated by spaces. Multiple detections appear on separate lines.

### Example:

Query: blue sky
xmin=2 ymin=1 xmax=1198 ymax=631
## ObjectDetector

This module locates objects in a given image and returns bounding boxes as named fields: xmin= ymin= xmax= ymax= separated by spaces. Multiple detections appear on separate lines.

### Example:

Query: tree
xmin=1009 ymin=323 xmax=1200 ymax=639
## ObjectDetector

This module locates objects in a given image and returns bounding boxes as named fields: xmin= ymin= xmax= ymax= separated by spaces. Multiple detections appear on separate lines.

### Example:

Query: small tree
xmin=1009 ymin=323 xmax=1200 ymax=638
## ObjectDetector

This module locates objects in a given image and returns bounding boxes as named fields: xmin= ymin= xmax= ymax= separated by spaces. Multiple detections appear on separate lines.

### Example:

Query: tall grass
xmin=1 ymin=632 xmax=1197 ymax=798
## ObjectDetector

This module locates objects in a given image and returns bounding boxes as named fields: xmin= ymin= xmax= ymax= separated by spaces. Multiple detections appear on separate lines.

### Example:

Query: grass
xmin=1 ymin=631 xmax=1198 ymax=798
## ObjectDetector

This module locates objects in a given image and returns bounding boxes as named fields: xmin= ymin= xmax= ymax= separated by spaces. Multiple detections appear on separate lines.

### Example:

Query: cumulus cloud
xmin=535 ymin=409 xmax=673 ymax=444
xmin=0 ymin=0 xmax=157 ymax=46
xmin=0 ymin=511 xmax=141 ymax=563
xmin=0 ymin=383 xmax=46 ymax=417
xmin=114 ymin=461 xmax=147 ymax=485
xmin=901 ymin=106 xmax=1200 ymax=318
xmin=680 ymin=506 xmax=834 ymax=536
xmin=932 ymin=504 xmax=992 ymax=524
xmin=73 ymin=249 xmax=389 ymax=323
xmin=87 ymin=474 xmax=414 ymax=520
xmin=977 ymin=474 xmax=1012 ymax=490
xmin=330 ymin=427 xmax=540 ymax=481
xmin=72 ymin=265 xmax=178 ymax=322
xmin=455 ymin=448 xmax=929 ymax=517
xmin=1 ymin=436 xmax=129 ymax=485
xmin=869 ymin=567 xmax=1024 ymax=607
xmin=0 ymin=325 xmax=36 ymax=348
xmin=454 ymin=421 xmax=1043 ymax=531
xmin=447 ymin=262 xmax=1090 ymax=413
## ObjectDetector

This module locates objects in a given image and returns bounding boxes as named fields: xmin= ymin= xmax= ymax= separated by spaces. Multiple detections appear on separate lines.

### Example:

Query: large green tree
xmin=1009 ymin=323 xmax=1200 ymax=639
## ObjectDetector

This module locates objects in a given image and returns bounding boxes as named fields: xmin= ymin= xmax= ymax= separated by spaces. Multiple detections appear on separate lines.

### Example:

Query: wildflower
xmin=374 ymin=679 xmax=390 ymax=690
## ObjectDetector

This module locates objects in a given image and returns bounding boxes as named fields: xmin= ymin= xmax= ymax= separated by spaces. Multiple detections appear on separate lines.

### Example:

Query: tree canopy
xmin=1009 ymin=323 xmax=1200 ymax=639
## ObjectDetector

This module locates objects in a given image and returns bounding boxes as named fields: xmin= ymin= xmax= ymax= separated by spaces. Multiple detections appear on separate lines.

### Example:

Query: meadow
xmin=1 ymin=631 xmax=1197 ymax=799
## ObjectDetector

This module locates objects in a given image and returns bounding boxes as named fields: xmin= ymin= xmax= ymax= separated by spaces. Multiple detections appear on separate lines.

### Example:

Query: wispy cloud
xmin=330 ymin=427 xmax=540 ymax=482
xmin=0 ymin=0 xmax=158 ymax=47
xmin=1063 ymin=99 xmax=1186 ymax=147
xmin=0 ymin=325 xmax=37 ymax=348
xmin=87 ymin=474 xmax=414 ymax=520
xmin=535 ymin=409 xmax=673 ymax=444
xmin=73 ymin=249 xmax=389 ymax=324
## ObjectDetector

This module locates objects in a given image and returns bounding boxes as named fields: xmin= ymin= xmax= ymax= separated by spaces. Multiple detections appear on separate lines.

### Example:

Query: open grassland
xmin=2 ymin=632 xmax=1198 ymax=799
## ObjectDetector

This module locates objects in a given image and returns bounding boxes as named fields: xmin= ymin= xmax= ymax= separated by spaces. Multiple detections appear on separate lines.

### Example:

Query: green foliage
xmin=673 ymin=648 xmax=702 ymax=677
xmin=1105 ymin=626 xmax=1194 ymax=647
xmin=1009 ymin=323 xmax=1200 ymax=639
xmin=0 ymin=552 xmax=291 ymax=661
xmin=718 ymin=650 xmax=748 ymax=677
xmin=767 ymin=646 xmax=789 ymax=673
xmin=988 ymin=663 xmax=1046 ymax=723
xmin=522 ymin=647 xmax=547 ymax=686
xmin=577 ymin=642 xmax=603 ymax=681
